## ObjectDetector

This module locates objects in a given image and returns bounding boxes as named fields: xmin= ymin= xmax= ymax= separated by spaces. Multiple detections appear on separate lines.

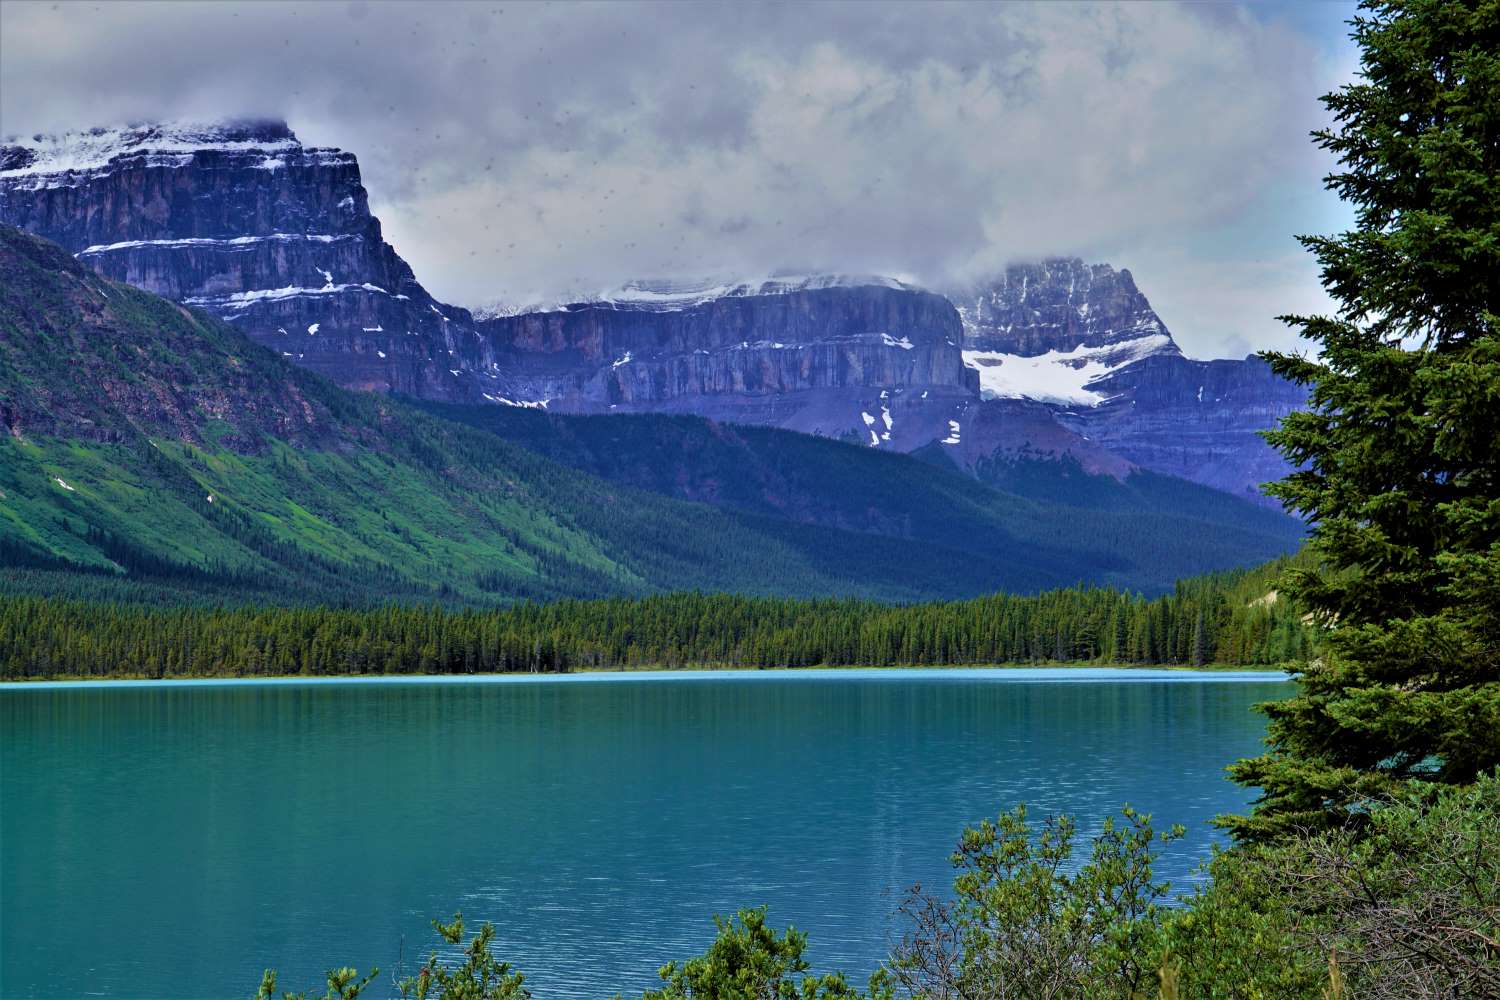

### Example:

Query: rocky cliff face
xmin=0 ymin=124 xmax=981 ymax=428
xmin=1055 ymin=353 xmax=1305 ymax=504
xmin=950 ymin=258 xmax=1182 ymax=356
xmin=471 ymin=276 xmax=979 ymax=446
xmin=0 ymin=120 xmax=483 ymax=400
xmin=1 ymin=119 xmax=1302 ymax=506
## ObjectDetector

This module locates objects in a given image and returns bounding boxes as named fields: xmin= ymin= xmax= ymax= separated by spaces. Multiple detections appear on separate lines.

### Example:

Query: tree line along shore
xmin=0 ymin=556 xmax=1313 ymax=680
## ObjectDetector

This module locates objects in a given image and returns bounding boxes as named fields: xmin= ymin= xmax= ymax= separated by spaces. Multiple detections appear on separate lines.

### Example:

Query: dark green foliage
xmin=1168 ymin=772 xmax=1500 ymax=999
xmin=255 ymin=913 xmax=528 ymax=1000
xmin=0 ymin=554 xmax=1315 ymax=679
xmin=889 ymin=805 xmax=1183 ymax=1000
xmin=890 ymin=774 xmax=1500 ymax=1000
xmin=966 ymin=453 xmax=1301 ymax=534
xmin=1303 ymin=0 xmax=1500 ymax=346
xmin=644 ymin=908 xmax=891 ymax=1000
xmin=419 ymin=402 xmax=1306 ymax=597
xmin=398 ymin=915 xmax=529 ymax=1000
xmin=1229 ymin=0 xmax=1500 ymax=841
xmin=254 ymin=966 xmax=378 ymax=1000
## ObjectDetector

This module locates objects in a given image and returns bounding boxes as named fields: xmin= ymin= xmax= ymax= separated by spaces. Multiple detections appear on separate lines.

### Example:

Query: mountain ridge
xmin=0 ymin=223 xmax=1304 ymax=604
xmin=0 ymin=118 xmax=1304 ymax=505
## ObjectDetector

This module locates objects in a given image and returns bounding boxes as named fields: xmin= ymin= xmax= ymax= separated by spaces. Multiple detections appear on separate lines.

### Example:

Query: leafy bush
xmin=888 ymin=805 xmax=1182 ymax=1000
xmin=643 ymin=907 xmax=891 ymax=1000
xmin=1174 ymin=774 xmax=1500 ymax=1000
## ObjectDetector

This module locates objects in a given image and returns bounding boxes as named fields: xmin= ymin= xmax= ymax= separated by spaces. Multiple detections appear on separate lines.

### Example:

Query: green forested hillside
xmin=950 ymin=450 xmax=1301 ymax=526
xmin=418 ymin=402 xmax=1305 ymax=593
xmin=0 ymin=224 xmax=1300 ymax=603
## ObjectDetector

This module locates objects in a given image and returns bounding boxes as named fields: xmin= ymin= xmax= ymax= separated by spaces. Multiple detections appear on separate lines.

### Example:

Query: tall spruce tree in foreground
xmin=1227 ymin=0 xmax=1500 ymax=841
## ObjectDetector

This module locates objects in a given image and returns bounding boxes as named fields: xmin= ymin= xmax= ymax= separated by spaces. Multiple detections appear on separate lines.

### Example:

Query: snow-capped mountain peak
xmin=0 ymin=119 xmax=305 ymax=184
xmin=950 ymin=257 xmax=1182 ymax=358
xmin=475 ymin=272 xmax=920 ymax=317
xmin=949 ymin=257 xmax=1181 ymax=406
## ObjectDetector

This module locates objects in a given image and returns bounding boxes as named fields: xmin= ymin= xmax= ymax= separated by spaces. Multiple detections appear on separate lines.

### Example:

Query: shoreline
xmin=0 ymin=663 xmax=1297 ymax=689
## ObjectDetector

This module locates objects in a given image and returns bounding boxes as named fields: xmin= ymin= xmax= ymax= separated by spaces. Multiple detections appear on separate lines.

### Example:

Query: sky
xmin=0 ymin=0 xmax=1360 ymax=358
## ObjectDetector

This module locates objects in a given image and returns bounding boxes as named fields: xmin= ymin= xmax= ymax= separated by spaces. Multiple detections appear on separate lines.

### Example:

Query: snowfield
xmin=962 ymin=334 xmax=1172 ymax=406
xmin=476 ymin=273 xmax=921 ymax=317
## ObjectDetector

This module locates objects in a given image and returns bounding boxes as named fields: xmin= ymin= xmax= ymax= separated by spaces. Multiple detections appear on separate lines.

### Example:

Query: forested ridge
xmin=0 ymin=555 xmax=1312 ymax=679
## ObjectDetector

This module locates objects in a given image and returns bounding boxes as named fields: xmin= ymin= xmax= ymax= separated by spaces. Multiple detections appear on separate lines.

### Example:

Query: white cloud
xmin=0 ymin=0 xmax=1356 ymax=357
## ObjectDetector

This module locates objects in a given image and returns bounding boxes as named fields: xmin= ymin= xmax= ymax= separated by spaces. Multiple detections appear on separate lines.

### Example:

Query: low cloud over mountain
xmin=1 ymin=0 xmax=1354 ymax=356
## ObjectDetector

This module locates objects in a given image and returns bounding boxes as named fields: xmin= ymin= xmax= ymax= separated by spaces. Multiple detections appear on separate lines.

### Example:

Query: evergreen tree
xmin=1228 ymin=0 xmax=1500 ymax=841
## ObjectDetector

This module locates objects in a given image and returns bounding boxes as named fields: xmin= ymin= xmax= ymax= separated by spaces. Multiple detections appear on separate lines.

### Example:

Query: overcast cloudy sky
xmin=1 ymin=0 xmax=1358 ymax=357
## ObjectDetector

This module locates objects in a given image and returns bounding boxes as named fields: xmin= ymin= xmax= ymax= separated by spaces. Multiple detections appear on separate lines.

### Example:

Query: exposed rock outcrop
xmin=473 ymin=277 xmax=978 ymax=446
xmin=0 ymin=120 xmax=483 ymax=400
xmin=949 ymin=258 xmax=1181 ymax=357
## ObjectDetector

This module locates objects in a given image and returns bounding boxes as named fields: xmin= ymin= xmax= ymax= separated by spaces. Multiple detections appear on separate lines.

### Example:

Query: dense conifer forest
xmin=0 ymin=555 xmax=1313 ymax=679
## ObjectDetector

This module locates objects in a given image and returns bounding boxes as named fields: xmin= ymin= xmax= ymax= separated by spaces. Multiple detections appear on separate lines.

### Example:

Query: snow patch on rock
xmin=478 ymin=273 xmax=922 ymax=317
xmin=963 ymin=334 xmax=1171 ymax=407
xmin=0 ymin=120 xmax=314 ymax=187
xmin=185 ymin=283 xmax=390 ymax=311
xmin=481 ymin=394 xmax=549 ymax=409
xmin=77 ymin=233 xmax=359 ymax=256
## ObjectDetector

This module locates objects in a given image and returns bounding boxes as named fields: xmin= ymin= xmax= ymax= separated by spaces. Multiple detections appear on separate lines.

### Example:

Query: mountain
xmin=0 ymin=119 xmax=1302 ymax=505
xmin=469 ymin=274 xmax=979 ymax=452
xmin=0 ymin=120 xmax=488 ymax=400
xmin=941 ymin=259 xmax=1307 ymax=504
xmin=948 ymin=258 xmax=1180 ymax=402
xmin=473 ymin=262 xmax=1303 ymax=504
xmin=413 ymin=400 xmax=1301 ymax=554
xmin=1052 ymin=353 xmax=1307 ymax=503
xmin=0 ymin=224 xmax=1304 ymax=603
xmin=953 ymin=257 xmax=1177 ymax=358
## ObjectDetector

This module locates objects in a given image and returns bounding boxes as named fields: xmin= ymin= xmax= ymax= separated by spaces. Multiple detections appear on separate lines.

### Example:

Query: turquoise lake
xmin=0 ymin=668 xmax=1291 ymax=998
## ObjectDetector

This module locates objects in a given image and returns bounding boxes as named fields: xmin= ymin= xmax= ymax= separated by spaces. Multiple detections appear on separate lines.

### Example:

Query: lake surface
xmin=0 ymin=668 xmax=1289 ymax=998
